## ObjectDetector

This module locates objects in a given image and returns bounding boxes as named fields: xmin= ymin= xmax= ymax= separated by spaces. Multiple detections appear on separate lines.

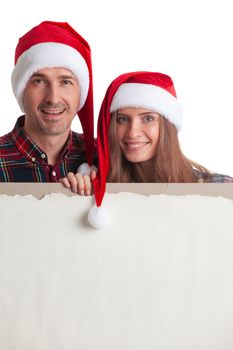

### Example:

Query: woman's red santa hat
xmin=88 ymin=71 xmax=182 ymax=228
xmin=11 ymin=21 xmax=94 ymax=164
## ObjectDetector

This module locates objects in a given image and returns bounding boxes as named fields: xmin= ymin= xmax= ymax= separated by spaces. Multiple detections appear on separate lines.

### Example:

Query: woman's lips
xmin=124 ymin=142 xmax=149 ymax=150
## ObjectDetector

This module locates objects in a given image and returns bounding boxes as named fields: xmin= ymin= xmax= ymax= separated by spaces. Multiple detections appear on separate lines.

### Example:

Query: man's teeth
xmin=42 ymin=110 xmax=64 ymax=115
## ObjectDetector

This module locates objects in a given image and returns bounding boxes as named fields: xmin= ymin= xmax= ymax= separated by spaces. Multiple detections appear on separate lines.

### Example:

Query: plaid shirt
xmin=208 ymin=174 xmax=233 ymax=183
xmin=195 ymin=170 xmax=233 ymax=183
xmin=0 ymin=116 xmax=90 ymax=182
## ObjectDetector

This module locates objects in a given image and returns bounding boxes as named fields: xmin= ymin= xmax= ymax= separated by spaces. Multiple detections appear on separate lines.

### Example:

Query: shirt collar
xmin=11 ymin=115 xmax=73 ymax=163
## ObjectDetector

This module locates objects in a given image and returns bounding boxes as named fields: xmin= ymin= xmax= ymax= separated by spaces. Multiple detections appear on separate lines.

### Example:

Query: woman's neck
xmin=131 ymin=158 xmax=156 ymax=182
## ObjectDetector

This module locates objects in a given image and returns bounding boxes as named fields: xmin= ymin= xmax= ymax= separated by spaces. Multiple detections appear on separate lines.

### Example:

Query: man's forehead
xmin=32 ymin=67 xmax=77 ymax=80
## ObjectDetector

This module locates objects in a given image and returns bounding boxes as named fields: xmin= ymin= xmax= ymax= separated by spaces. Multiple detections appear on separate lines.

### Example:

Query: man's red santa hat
xmin=88 ymin=71 xmax=182 ymax=228
xmin=11 ymin=21 xmax=94 ymax=164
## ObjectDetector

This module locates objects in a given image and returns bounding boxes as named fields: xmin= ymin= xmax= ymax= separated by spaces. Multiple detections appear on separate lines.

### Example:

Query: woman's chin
xmin=124 ymin=154 xmax=152 ymax=163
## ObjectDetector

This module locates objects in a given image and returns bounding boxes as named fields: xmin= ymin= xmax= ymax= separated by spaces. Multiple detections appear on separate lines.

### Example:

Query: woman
xmin=61 ymin=71 xmax=233 ymax=228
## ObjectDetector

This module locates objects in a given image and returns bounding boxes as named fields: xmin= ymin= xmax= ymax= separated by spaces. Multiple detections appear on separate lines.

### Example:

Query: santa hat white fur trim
xmin=77 ymin=162 xmax=98 ymax=176
xmin=11 ymin=42 xmax=89 ymax=112
xmin=110 ymin=83 xmax=182 ymax=131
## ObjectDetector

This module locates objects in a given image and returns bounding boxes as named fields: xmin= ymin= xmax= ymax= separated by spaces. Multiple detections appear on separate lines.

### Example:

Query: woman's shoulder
xmin=209 ymin=173 xmax=233 ymax=183
xmin=194 ymin=169 xmax=233 ymax=183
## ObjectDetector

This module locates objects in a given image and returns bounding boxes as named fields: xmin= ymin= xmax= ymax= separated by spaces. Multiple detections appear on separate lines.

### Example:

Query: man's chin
xmin=40 ymin=125 xmax=69 ymax=136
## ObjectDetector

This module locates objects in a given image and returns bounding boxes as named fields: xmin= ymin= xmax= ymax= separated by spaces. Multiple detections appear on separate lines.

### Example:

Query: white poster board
xmin=0 ymin=184 xmax=233 ymax=349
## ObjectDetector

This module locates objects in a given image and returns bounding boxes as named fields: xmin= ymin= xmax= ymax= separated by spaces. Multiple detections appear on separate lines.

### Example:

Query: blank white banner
xmin=0 ymin=192 xmax=233 ymax=349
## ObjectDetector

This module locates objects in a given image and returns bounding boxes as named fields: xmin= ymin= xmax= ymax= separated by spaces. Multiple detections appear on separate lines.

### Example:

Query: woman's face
xmin=116 ymin=107 xmax=160 ymax=163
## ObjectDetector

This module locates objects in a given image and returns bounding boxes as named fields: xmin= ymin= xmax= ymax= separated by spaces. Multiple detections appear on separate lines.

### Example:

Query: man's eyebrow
xmin=29 ymin=73 xmax=77 ymax=80
xmin=30 ymin=73 xmax=46 ymax=78
xmin=59 ymin=74 xmax=77 ymax=80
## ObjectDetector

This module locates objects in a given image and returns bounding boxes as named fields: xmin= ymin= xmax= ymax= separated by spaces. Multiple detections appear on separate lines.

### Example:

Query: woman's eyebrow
xmin=117 ymin=113 xmax=130 ymax=117
xmin=138 ymin=111 xmax=158 ymax=116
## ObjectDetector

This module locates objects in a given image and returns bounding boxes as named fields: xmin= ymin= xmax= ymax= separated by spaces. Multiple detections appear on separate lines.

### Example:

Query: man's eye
xmin=32 ymin=78 xmax=45 ymax=84
xmin=63 ymin=80 xmax=73 ymax=85
xmin=116 ymin=116 xmax=128 ymax=124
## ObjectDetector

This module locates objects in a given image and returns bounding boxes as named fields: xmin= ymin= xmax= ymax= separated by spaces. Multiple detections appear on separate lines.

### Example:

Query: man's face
xmin=23 ymin=67 xmax=80 ymax=137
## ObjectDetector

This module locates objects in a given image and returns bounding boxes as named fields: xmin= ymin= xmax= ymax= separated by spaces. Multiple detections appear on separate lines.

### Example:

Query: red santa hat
xmin=11 ymin=21 xmax=94 ymax=164
xmin=88 ymin=71 xmax=182 ymax=228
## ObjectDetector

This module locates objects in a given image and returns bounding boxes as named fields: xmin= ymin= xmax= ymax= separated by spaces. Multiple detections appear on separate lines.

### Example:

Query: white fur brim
xmin=11 ymin=42 xmax=89 ymax=112
xmin=77 ymin=162 xmax=98 ymax=176
xmin=110 ymin=83 xmax=182 ymax=131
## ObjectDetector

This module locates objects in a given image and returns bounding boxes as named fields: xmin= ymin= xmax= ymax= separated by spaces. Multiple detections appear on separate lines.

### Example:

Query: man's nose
xmin=44 ymin=84 xmax=60 ymax=104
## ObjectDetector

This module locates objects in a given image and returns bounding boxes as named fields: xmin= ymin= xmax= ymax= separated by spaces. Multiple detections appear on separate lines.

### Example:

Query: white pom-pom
xmin=88 ymin=205 xmax=111 ymax=229
xmin=78 ymin=163 xmax=97 ymax=176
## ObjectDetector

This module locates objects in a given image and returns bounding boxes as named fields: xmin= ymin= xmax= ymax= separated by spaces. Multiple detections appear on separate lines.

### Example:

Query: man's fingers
xmin=90 ymin=169 xmax=97 ymax=181
xmin=66 ymin=172 xmax=79 ymax=193
xmin=60 ymin=172 xmax=93 ymax=196
xmin=59 ymin=177 xmax=71 ymax=188
xmin=75 ymin=173 xmax=85 ymax=195
xmin=83 ymin=175 xmax=92 ymax=195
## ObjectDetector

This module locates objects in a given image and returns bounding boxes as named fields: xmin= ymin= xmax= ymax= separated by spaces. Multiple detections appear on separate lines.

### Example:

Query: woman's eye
xmin=116 ymin=116 xmax=128 ymax=124
xmin=144 ymin=115 xmax=154 ymax=122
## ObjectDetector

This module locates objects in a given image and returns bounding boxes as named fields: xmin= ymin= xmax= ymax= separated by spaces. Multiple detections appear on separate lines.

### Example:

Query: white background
xmin=0 ymin=0 xmax=232 ymax=176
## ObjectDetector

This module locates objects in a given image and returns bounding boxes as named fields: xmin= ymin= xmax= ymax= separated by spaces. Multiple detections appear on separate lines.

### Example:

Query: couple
xmin=0 ymin=21 xmax=232 ymax=198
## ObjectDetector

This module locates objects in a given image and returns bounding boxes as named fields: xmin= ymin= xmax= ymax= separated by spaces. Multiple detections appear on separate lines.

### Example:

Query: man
xmin=0 ymin=21 xmax=95 ymax=182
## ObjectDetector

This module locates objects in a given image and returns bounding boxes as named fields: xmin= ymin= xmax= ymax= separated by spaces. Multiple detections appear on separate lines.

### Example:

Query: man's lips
xmin=41 ymin=108 xmax=65 ymax=115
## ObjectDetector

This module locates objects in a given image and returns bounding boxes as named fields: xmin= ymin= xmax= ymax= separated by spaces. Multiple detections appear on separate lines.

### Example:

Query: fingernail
xmin=86 ymin=190 xmax=90 ymax=196
xmin=80 ymin=190 xmax=84 ymax=196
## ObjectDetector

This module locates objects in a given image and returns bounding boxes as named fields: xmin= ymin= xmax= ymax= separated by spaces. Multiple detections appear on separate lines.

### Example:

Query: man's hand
xmin=59 ymin=169 xmax=97 ymax=195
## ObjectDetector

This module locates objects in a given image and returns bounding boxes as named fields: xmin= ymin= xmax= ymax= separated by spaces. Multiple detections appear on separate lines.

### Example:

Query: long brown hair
xmin=107 ymin=112 xmax=212 ymax=183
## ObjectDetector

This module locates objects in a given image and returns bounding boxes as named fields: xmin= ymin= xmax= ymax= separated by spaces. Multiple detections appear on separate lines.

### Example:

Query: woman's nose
xmin=126 ymin=121 xmax=142 ymax=138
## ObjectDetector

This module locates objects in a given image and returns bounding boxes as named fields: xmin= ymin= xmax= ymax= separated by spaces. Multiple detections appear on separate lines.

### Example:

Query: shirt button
xmin=41 ymin=153 xmax=46 ymax=159
xmin=31 ymin=157 xmax=36 ymax=162
xmin=52 ymin=171 xmax=57 ymax=177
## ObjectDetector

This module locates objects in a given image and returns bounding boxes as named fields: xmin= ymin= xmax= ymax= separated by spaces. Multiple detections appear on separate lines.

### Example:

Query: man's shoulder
xmin=69 ymin=131 xmax=86 ymax=154
xmin=70 ymin=130 xmax=97 ymax=153
xmin=71 ymin=131 xmax=85 ymax=143
xmin=71 ymin=130 xmax=97 ymax=144
xmin=0 ymin=132 xmax=15 ymax=158
xmin=69 ymin=131 xmax=97 ymax=165
xmin=0 ymin=131 xmax=13 ymax=145
xmin=0 ymin=124 xmax=23 ymax=162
